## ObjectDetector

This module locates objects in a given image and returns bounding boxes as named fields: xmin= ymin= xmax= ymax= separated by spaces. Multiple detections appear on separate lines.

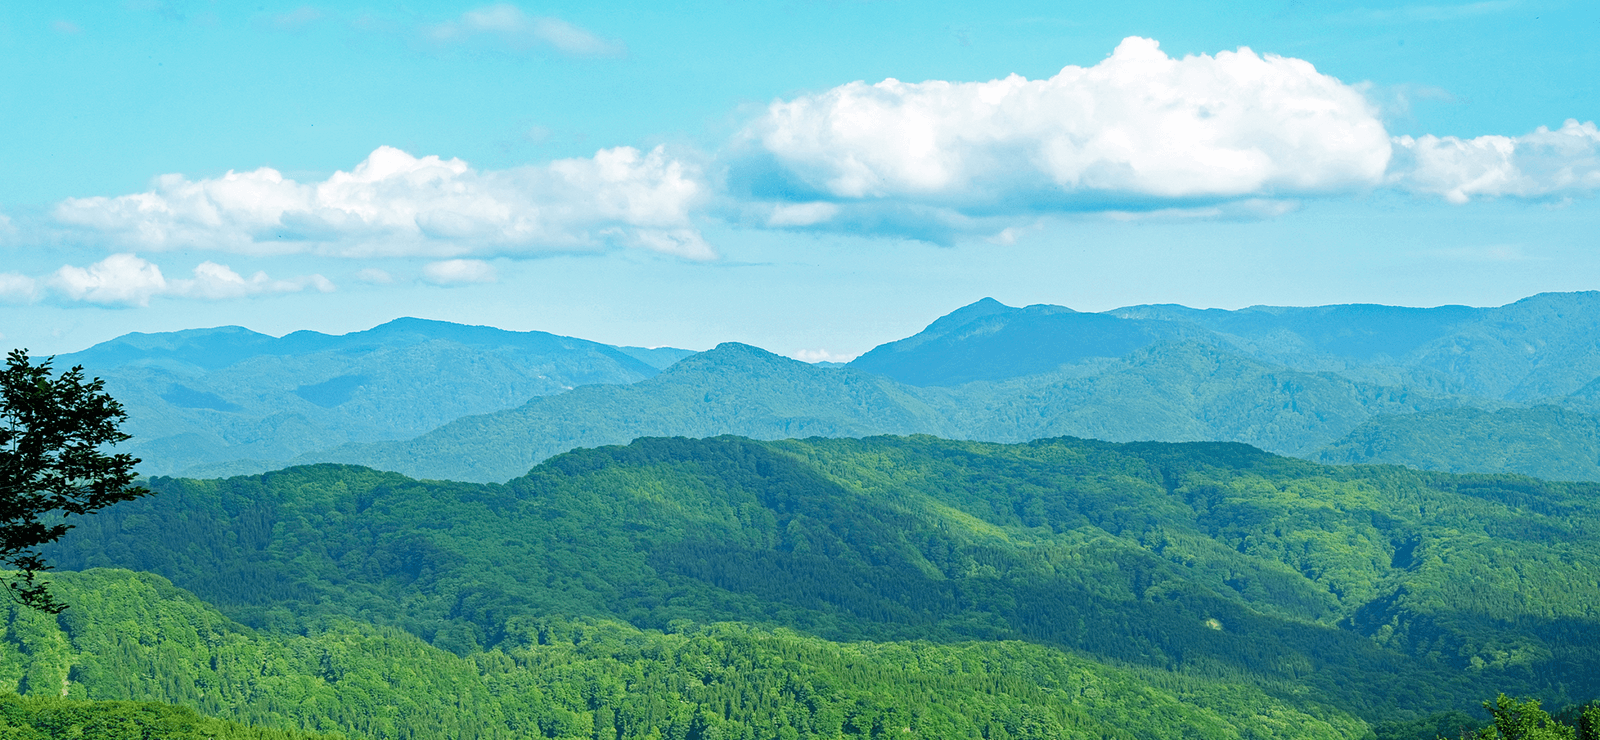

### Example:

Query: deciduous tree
xmin=0 ymin=348 xmax=145 ymax=612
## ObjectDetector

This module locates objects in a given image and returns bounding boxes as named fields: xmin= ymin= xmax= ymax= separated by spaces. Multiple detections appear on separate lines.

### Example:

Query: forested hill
xmin=45 ymin=435 xmax=1600 ymax=733
xmin=4 ymin=569 xmax=1367 ymax=740
xmin=302 ymin=339 xmax=1462 ymax=482
xmin=55 ymin=318 xmax=694 ymax=477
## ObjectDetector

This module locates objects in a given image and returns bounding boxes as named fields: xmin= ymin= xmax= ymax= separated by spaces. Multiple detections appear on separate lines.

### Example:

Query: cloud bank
xmin=54 ymin=146 xmax=710 ymax=260
xmin=4 ymin=254 xmax=332 ymax=308
xmin=31 ymin=36 xmax=1600 ymax=259
xmin=1391 ymin=120 xmax=1600 ymax=203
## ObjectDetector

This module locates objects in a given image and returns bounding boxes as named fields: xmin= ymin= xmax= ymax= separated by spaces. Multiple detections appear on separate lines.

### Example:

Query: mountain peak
xmin=920 ymin=298 xmax=1017 ymax=336
xmin=665 ymin=342 xmax=797 ymax=372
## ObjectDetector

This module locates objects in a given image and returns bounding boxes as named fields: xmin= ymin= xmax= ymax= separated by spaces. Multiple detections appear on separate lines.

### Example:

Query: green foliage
xmin=0 ymin=692 xmax=329 ymax=740
xmin=2 ymin=569 xmax=1365 ymax=740
xmin=0 ymin=349 xmax=145 ymax=612
xmin=43 ymin=435 xmax=1600 ymax=727
xmin=1473 ymin=695 xmax=1577 ymax=740
xmin=1371 ymin=710 xmax=1483 ymax=740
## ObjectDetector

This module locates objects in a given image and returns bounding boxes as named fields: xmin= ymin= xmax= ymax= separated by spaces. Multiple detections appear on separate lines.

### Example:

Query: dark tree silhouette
xmin=1 ymin=348 xmax=145 ymax=612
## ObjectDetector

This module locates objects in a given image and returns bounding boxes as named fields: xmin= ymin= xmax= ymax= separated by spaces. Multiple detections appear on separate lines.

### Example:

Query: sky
xmin=1 ymin=0 xmax=1598 ymax=361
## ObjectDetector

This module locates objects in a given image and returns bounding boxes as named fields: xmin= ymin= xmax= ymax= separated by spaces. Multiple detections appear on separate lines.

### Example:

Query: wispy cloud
xmin=1338 ymin=1 xmax=1518 ymax=23
xmin=271 ymin=6 xmax=323 ymax=30
xmin=422 ymin=259 xmax=497 ymax=285
xmin=355 ymin=268 xmax=394 ymax=284
xmin=424 ymin=4 xmax=625 ymax=57
xmin=0 ymin=273 xmax=38 ymax=304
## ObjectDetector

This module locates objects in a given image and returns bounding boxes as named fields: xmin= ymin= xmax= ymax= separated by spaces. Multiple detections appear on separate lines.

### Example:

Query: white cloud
xmin=43 ymin=254 xmax=331 ymax=307
xmin=0 ymin=273 xmax=38 ymax=304
xmin=1390 ymin=120 xmax=1600 ymax=203
xmin=736 ymin=37 xmax=1390 ymax=219
xmin=766 ymin=202 xmax=840 ymax=227
xmin=355 ymin=267 xmax=395 ymax=284
xmin=422 ymin=259 xmax=497 ymax=285
xmin=53 ymin=145 xmax=711 ymax=260
xmin=171 ymin=261 xmax=335 ymax=299
xmin=50 ymin=253 xmax=168 ymax=307
xmin=426 ymin=4 xmax=625 ymax=57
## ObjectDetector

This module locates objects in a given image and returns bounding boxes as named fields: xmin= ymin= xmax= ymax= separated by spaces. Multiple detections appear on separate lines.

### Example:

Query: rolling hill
xmin=45 ymin=435 xmax=1600 ymax=729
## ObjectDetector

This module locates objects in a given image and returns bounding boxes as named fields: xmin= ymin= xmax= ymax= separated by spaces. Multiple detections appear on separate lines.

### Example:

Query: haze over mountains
xmin=58 ymin=290 xmax=1600 ymax=482
xmin=58 ymin=318 xmax=694 ymax=476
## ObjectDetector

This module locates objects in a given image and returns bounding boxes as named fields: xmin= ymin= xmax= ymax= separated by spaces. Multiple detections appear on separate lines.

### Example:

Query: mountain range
xmin=54 ymin=318 xmax=693 ymax=476
xmin=49 ymin=290 xmax=1600 ymax=481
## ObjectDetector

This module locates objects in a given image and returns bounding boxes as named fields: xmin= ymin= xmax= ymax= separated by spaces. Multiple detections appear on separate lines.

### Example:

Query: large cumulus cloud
xmin=53 ymin=145 xmax=711 ymax=260
xmin=731 ymin=36 xmax=1393 ymax=230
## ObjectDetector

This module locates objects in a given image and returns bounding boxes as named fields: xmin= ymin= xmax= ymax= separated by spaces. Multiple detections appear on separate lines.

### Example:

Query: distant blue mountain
xmin=848 ymin=299 xmax=1208 ymax=385
xmin=305 ymin=339 xmax=1459 ymax=483
xmin=57 ymin=318 xmax=694 ymax=476
xmin=852 ymin=292 xmax=1600 ymax=400
xmin=64 ymin=292 xmax=1600 ymax=483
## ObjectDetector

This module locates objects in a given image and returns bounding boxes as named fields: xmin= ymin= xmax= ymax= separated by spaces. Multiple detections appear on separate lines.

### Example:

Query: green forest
xmin=7 ymin=434 xmax=1598 ymax=738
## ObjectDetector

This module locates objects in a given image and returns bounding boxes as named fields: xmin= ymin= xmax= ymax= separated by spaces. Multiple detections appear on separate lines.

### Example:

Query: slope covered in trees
xmin=1317 ymin=406 xmax=1600 ymax=480
xmin=4 ymin=569 xmax=1367 ymax=739
xmin=44 ymin=436 xmax=1600 ymax=729
xmin=0 ymin=693 xmax=329 ymax=740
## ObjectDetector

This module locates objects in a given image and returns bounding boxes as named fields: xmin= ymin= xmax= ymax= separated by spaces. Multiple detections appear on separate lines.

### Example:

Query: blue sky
xmin=2 ymin=0 xmax=1597 ymax=360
